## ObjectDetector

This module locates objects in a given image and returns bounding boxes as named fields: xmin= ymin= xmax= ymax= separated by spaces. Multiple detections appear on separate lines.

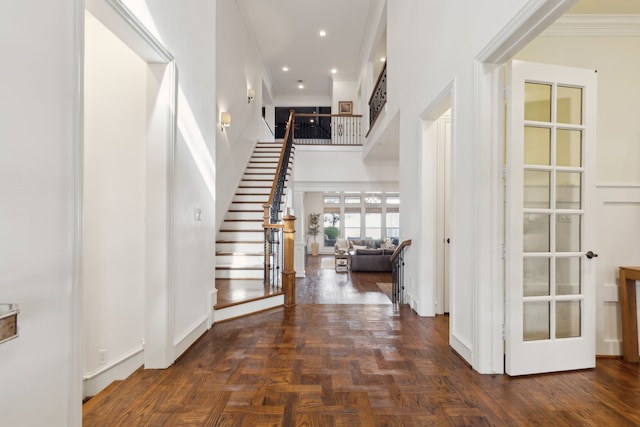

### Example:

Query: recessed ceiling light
xmin=380 ymin=57 xmax=386 ymax=62
xmin=297 ymin=79 xmax=304 ymax=89
xmin=282 ymin=66 xmax=289 ymax=72
xmin=319 ymin=30 xmax=326 ymax=37
xmin=331 ymin=68 xmax=337 ymax=74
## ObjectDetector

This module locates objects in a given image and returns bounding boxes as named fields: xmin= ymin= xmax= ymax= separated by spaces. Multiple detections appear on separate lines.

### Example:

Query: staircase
xmin=214 ymin=141 xmax=293 ymax=322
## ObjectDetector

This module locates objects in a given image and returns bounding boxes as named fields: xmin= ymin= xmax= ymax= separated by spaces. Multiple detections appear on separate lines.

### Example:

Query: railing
xmin=390 ymin=239 xmax=412 ymax=304
xmin=368 ymin=61 xmax=387 ymax=133
xmin=294 ymin=113 xmax=362 ymax=146
xmin=263 ymin=111 xmax=296 ymax=305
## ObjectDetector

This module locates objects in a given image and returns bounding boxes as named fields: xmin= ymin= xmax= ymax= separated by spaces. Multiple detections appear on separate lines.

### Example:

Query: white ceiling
xmin=238 ymin=0 xmax=374 ymax=101
xmin=237 ymin=0 xmax=640 ymax=105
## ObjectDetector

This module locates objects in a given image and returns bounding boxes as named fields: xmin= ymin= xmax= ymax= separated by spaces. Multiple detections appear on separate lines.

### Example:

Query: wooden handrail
xmin=390 ymin=239 xmax=412 ymax=262
xmin=264 ymin=110 xmax=295 ymax=214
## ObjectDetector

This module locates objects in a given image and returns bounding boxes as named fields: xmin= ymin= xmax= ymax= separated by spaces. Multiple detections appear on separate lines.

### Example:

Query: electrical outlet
xmin=98 ymin=349 xmax=108 ymax=366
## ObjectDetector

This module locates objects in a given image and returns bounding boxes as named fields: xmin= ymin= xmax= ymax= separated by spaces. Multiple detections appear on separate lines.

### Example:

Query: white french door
xmin=505 ymin=60 xmax=597 ymax=375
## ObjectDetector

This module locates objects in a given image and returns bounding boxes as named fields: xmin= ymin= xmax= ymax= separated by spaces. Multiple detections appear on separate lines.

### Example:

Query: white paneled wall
xmin=596 ymin=186 xmax=640 ymax=355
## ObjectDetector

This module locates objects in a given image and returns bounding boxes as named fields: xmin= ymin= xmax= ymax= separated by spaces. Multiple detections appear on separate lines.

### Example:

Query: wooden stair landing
xmin=215 ymin=279 xmax=283 ymax=309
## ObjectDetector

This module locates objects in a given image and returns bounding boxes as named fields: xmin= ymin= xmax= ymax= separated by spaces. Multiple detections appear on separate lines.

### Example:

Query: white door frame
xmin=418 ymin=82 xmax=454 ymax=319
xmin=472 ymin=0 xmax=579 ymax=373
xmin=85 ymin=0 xmax=177 ymax=368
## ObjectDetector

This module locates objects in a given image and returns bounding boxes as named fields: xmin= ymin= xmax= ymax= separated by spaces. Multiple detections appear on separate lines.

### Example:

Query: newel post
xmin=262 ymin=203 xmax=271 ymax=288
xmin=282 ymin=211 xmax=296 ymax=306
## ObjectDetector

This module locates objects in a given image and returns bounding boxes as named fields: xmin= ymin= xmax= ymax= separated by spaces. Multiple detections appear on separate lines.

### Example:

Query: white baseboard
xmin=83 ymin=345 xmax=144 ymax=397
xmin=214 ymin=295 xmax=284 ymax=323
xmin=174 ymin=314 xmax=209 ymax=359
xmin=450 ymin=332 xmax=473 ymax=366
xmin=208 ymin=288 xmax=218 ymax=328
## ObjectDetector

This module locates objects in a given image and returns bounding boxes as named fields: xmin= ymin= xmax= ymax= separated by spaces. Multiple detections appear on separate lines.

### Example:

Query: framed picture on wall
xmin=338 ymin=101 xmax=353 ymax=115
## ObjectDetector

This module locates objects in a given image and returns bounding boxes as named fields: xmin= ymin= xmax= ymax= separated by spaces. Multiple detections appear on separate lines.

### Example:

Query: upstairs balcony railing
xmin=293 ymin=113 xmax=362 ymax=146
xmin=368 ymin=61 xmax=387 ymax=134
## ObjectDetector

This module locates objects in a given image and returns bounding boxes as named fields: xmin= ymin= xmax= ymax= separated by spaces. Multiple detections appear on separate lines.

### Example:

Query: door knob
xmin=585 ymin=251 xmax=598 ymax=259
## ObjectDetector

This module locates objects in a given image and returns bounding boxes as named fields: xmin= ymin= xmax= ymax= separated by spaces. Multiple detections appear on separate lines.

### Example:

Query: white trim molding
xmin=83 ymin=345 xmax=144 ymax=397
xmin=542 ymin=14 xmax=640 ymax=37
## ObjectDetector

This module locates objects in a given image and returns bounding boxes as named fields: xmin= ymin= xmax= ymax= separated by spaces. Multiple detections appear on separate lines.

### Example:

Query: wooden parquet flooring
xmin=83 ymin=256 xmax=640 ymax=426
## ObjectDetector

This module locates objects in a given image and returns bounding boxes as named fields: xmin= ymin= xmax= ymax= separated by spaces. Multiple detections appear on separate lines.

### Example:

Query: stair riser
xmin=233 ymin=195 xmax=269 ymax=203
xmin=244 ymin=168 xmax=279 ymax=175
xmin=240 ymin=180 xmax=276 ymax=187
xmin=216 ymin=255 xmax=264 ymax=266
xmin=218 ymin=231 xmax=264 ymax=240
xmin=221 ymin=221 xmax=264 ymax=231
xmin=215 ymin=269 xmax=263 ymax=279
xmin=236 ymin=187 xmax=271 ymax=195
xmin=225 ymin=211 xmax=264 ymax=220
xmin=216 ymin=242 xmax=264 ymax=252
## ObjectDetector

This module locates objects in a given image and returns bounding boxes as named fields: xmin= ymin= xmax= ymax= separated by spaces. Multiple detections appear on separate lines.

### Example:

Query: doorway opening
xmin=419 ymin=83 xmax=453 ymax=319
xmin=83 ymin=0 xmax=176 ymax=398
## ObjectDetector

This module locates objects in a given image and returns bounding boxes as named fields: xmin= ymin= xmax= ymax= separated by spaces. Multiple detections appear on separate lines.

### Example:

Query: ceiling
xmin=237 ymin=0 xmax=639 ymax=104
xmin=238 ymin=0 xmax=375 ymax=101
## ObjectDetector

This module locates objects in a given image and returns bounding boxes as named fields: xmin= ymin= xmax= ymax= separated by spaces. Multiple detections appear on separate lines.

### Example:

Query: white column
xmin=293 ymin=190 xmax=306 ymax=277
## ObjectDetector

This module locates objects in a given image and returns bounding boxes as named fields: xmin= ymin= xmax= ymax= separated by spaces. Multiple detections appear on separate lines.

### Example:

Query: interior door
xmin=505 ymin=60 xmax=597 ymax=376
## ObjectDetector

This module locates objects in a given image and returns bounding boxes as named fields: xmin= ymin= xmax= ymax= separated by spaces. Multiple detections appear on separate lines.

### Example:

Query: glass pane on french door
xmin=522 ymin=80 xmax=584 ymax=342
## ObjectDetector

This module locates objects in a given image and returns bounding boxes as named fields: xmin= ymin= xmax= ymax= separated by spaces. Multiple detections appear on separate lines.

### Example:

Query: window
xmin=344 ymin=211 xmax=361 ymax=239
xmin=386 ymin=211 xmax=400 ymax=238
xmin=323 ymin=208 xmax=340 ymax=247
xmin=386 ymin=195 xmax=400 ymax=205
xmin=365 ymin=211 xmax=382 ymax=239
xmin=323 ymin=195 xmax=340 ymax=204
xmin=345 ymin=196 xmax=361 ymax=204
xmin=319 ymin=191 xmax=401 ymax=242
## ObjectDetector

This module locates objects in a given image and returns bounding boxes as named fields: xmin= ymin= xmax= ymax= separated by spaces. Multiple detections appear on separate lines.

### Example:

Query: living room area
xmin=302 ymin=190 xmax=400 ymax=275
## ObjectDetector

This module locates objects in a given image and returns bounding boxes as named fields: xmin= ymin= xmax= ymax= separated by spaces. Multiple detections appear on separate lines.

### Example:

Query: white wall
xmin=332 ymin=79 xmax=359 ymax=114
xmin=83 ymin=11 xmax=146 ymax=395
xmin=294 ymin=146 xmax=399 ymax=189
xmin=216 ymin=0 xmax=274 ymax=231
xmin=382 ymin=0 xmax=542 ymax=371
xmin=0 ymin=0 xmax=82 ymax=425
xmin=515 ymin=33 xmax=640 ymax=355
xmin=123 ymin=0 xmax=218 ymax=364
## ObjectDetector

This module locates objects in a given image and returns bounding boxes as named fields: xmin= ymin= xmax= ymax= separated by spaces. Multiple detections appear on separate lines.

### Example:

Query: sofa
xmin=349 ymin=248 xmax=394 ymax=272
xmin=333 ymin=238 xmax=397 ymax=272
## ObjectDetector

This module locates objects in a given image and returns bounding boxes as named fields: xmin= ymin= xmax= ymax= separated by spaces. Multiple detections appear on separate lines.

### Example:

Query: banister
xmin=265 ymin=110 xmax=295 ymax=214
xmin=390 ymin=239 xmax=412 ymax=262
xmin=263 ymin=110 xmax=295 ymax=303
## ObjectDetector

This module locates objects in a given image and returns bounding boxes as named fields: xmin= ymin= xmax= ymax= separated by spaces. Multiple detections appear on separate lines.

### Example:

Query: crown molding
xmin=542 ymin=14 xmax=640 ymax=37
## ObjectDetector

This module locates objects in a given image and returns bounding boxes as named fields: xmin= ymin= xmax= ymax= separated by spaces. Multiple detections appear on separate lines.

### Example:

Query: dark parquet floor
xmin=83 ymin=256 xmax=640 ymax=426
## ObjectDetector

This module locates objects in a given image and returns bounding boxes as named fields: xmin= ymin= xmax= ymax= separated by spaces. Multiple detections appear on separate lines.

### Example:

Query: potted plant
xmin=308 ymin=212 xmax=321 ymax=256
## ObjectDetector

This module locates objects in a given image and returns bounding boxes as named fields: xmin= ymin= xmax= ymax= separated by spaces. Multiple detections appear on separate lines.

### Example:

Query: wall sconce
xmin=247 ymin=88 xmax=255 ymax=104
xmin=220 ymin=112 xmax=231 ymax=131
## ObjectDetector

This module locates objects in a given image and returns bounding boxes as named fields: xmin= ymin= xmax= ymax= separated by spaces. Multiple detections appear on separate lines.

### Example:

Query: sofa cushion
xmin=335 ymin=238 xmax=350 ymax=251
xmin=349 ymin=238 xmax=364 ymax=247
xmin=356 ymin=248 xmax=382 ymax=255
xmin=352 ymin=244 xmax=367 ymax=250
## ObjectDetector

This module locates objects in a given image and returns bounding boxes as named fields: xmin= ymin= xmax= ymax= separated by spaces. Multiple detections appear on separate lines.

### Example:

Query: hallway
xmin=83 ymin=257 xmax=640 ymax=426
